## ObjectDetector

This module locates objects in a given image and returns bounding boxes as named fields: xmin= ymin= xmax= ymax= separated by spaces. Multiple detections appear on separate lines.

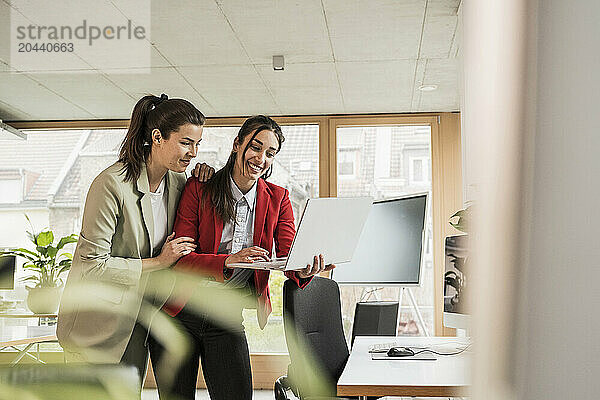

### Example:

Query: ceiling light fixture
xmin=0 ymin=120 xmax=27 ymax=140
xmin=418 ymin=84 xmax=438 ymax=92
xmin=273 ymin=55 xmax=285 ymax=71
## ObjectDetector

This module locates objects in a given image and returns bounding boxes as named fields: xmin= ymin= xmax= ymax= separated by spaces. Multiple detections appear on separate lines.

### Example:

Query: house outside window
xmin=410 ymin=156 xmax=430 ymax=184
xmin=338 ymin=149 xmax=359 ymax=178
xmin=0 ymin=175 xmax=22 ymax=204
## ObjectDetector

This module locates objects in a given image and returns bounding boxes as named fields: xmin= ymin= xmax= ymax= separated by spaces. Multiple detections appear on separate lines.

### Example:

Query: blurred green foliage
xmin=268 ymin=271 xmax=285 ymax=316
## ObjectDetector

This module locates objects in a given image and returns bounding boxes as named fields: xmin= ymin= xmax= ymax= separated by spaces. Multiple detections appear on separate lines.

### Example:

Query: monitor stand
xmin=398 ymin=287 xmax=430 ymax=337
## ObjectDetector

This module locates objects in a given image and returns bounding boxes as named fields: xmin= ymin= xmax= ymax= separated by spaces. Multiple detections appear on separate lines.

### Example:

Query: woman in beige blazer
xmin=57 ymin=94 xmax=212 ymax=385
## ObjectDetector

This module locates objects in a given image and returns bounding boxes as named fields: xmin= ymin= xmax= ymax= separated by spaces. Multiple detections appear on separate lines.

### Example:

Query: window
xmin=0 ymin=176 xmax=22 ymax=203
xmin=0 ymin=129 xmax=124 ymax=301
xmin=410 ymin=156 xmax=430 ymax=184
xmin=336 ymin=124 xmax=434 ymax=338
xmin=297 ymin=160 xmax=312 ymax=171
xmin=338 ymin=149 xmax=358 ymax=178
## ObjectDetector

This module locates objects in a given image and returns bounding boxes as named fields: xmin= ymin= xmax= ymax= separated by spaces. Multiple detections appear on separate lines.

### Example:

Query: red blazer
xmin=164 ymin=177 xmax=311 ymax=328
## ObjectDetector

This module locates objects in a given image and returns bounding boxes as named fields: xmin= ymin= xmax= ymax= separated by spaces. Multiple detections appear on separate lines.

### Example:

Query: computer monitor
xmin=332 ymin=193 xmax=427 ymax=285
xmin=0 ymin=255 xmax=16 ymax=290
xmin=443 ymin=234 xmax=470 ymax=330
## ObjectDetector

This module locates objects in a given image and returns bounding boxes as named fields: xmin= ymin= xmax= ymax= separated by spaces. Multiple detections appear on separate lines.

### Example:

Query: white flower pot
xmin=26 ymin=286 xmax=62 ymax=314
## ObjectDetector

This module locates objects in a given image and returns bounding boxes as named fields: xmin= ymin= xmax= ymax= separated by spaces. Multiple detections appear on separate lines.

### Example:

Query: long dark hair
xmin=203 ymin=115 xmax=285 ymax=223
xmin=118 ymin=94 xmax=206 ymax=182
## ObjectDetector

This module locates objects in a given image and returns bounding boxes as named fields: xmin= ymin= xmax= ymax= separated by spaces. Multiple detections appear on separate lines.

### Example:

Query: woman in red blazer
xmin=155 ymin=116 xmax=334 ymax=400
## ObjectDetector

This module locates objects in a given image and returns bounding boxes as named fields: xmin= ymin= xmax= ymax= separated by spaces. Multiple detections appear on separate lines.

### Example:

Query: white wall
xmin=515 ymin=0 xmax=600 ymax=398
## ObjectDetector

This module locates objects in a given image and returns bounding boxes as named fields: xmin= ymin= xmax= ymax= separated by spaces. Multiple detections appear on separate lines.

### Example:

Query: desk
xmin=0 ymin=310 xmax=57 ymax=319
xmin=0 ymin=326 xmax=57 ymax=365
xmin=0 ymin=309 xmax=58 ymax=326
xmin=337 ymin=336 xmax=470 ymax=398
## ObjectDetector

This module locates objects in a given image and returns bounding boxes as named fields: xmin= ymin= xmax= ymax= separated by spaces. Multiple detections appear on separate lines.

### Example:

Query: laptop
xmin=228 ymin=197 xmax=373 ymax=271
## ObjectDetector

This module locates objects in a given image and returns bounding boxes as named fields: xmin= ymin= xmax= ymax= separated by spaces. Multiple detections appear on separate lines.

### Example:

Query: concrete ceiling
xmin=0 ymin=0 xmax=461 ymax=121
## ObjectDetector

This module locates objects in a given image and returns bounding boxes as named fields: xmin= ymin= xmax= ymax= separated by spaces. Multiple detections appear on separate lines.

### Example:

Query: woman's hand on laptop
xmin=225 ymin=246 xmax=270 ymax=266
xmin=297 ymin=254 xmax=336 ymax=278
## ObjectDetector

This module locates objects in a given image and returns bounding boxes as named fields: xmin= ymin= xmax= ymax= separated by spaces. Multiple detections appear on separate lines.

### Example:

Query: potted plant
xmin=0 ymin=216 xmax=78 ymax=314
xmin=444 ymin=204 xmax=472 ymax=313
xmin=444 ymin=252 xmax=466 ymax=312
xmin=448 ymin=203 xmax=472 ymax=234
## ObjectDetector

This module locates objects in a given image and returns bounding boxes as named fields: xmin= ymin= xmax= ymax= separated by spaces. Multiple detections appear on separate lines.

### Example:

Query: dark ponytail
xmin=118 ymin=94 xmax=206 ymax=182
xmin=203 ymin=115 xmax=285 ymax=223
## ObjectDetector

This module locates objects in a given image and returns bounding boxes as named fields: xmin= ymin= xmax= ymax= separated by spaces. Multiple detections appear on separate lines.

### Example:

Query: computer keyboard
xmin=368 ymin=342 xmax=398 ymax=353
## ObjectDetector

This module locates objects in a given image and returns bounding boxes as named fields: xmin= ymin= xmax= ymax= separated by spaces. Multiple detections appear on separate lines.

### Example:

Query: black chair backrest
xmin=351 ymin=301 xmax=399 ymax=347
xmin=283 ymin=277 xmax=349 ymax=397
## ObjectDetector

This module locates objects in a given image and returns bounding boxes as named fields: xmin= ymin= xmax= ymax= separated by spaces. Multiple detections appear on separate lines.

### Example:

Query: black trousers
xmin=120 ymin=303 xmax=252 ymax=400
xmin=120 ymin=320 xmax=153 ymax=390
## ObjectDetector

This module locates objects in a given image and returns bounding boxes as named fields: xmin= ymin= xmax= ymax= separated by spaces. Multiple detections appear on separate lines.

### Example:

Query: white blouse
xmin=149 ymin=177 xmax=168 ymax=252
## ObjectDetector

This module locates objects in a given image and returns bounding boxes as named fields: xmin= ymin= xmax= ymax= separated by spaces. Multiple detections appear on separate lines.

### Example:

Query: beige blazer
xmin=57 ymin=161 xmax=186 ymax=363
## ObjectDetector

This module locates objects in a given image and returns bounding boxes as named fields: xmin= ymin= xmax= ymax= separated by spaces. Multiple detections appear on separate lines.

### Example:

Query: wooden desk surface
xmin=0 ymin=325 xmax=57 ymax=347
xmin=337 ymin=336 xmax=471 ymax=398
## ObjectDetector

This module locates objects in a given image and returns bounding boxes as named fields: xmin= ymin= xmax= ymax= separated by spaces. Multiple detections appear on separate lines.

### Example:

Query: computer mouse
xmin=387 ymin=347 xmax=415 ymax=357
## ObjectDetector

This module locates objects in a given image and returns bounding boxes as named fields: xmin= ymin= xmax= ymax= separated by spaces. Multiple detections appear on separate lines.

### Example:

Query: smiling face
xmin=232 ymin=128 xmax=280 ymax=190
xmin=151 ymin=123 xmax=203 ymax=173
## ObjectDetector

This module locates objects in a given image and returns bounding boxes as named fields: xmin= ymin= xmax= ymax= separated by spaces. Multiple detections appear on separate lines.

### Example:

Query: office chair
xmin=350 ymin=301 xmax=399 ymax=348
xmin=0 ymin=364 xmax=140 ymax=399
xmin=274 ymin=276 xmax=352 ymax=400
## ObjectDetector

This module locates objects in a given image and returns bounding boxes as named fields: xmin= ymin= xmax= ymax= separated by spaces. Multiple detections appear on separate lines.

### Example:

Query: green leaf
xmin=25 ymin=230 xmax=37 ymax=245
xmin=450 ymin=209 xmax=466 ymax=219
xmin=6 ymin=247 xmax=39 ymax=257
xmin=24 ymin=214 xmax=38 ymax=243
xmin=36 ymin=246 xmax=47 ymax=257
xmin=36 ymin=231 xmax=54 ymax=247
xmin=57 ymin=234 xmax=78 ymax=250
xmin=57 ymin=265 xmax=71 ymax=275
xmin=1 ymin=251 xmax=36 ymax=262
xmin=59 ymin=252 xmax=73 ymax=261
xmin=449 ymin=205 xmax=472 ymax=234
xmin=46 ymin=246 xmax=58 ymax=259
xmin=1 ymin=248 xmax=41 ymax=263
xmin=450 ymin=221 xmax=468 ymax=233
